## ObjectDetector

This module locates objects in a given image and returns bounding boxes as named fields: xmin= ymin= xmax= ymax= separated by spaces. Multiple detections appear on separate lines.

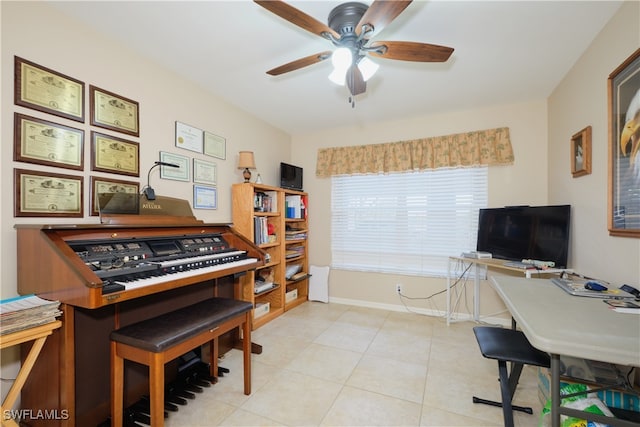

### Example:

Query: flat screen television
xmin=476 ymin=205 xmax=571 ymax=268
xmin=280 ymin=162 xmax=303 ymax=191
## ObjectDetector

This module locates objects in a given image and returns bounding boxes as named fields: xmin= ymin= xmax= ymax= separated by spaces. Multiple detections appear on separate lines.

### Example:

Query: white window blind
xmin=331 ymin=167 xmax=488 ymax=277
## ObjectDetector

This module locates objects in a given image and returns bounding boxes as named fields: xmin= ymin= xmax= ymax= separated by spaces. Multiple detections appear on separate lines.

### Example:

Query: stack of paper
xmin=0 ymin=294 xmax=62 ymax=335
xmin=285 ymin=229 xmax=307 ymax=240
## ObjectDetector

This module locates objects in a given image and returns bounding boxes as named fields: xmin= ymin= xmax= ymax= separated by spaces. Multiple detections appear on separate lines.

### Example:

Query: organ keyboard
xmin=15 ymin=199 xmax=266 ymax=426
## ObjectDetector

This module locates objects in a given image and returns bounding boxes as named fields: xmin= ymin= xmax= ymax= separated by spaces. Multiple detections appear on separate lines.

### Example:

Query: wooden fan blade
xmin=368 ymin=41 xmax=454 ymax=62
xmin=266 ymin=51 xmax=332 ymax=76
xmin=356 ymin=0 xmax=412 ymax=38
xmin=254 ymin=0 xmax=340 ymax=40
xmin=346 ymin=65 xmax=366 ymax=96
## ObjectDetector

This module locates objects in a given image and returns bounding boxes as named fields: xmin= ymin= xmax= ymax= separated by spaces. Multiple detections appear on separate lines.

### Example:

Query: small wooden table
xmin=0 ymin=321 xmax=62 ymax=427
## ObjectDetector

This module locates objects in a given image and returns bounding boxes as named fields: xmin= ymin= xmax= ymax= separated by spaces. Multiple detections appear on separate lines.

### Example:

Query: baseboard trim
xmin=327 ymin=296 xmax=510 ymax=327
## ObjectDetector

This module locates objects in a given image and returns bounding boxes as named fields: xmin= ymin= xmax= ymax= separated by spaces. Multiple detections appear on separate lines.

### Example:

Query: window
xmin=331 ymin=167 xmax=487 ymax=277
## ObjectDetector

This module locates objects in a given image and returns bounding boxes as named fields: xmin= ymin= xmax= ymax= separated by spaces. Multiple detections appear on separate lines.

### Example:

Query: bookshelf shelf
xmin=232 ymin=183 xmax=309 ymax=328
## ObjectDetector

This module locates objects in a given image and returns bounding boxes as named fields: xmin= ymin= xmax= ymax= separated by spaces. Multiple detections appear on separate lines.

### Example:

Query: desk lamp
xmin=237 ymin=151 xmax=256 ymax=183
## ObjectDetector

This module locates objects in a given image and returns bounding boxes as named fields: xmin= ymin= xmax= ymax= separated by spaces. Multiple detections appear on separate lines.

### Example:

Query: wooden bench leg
xmin=110 ymin=342 xmax=124 ymax=427
xmin=211 ymin=338 xmax=219 ymax=381
xmin=149 ymin=352 xmax=165 ymax=427
xmin=242 ymin=313 xmax=251 ymax=395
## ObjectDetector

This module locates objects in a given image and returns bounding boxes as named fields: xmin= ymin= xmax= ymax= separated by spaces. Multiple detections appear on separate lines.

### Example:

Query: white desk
xmin=446 ymin=256 xmax=565 ymax=324
xmin=491 ymin=276 xmax=640 ymax=427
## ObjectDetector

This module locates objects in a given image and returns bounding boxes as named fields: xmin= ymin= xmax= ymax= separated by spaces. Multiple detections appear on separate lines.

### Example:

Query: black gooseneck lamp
xmin=143 ymin=161 xmax=179 ymax=200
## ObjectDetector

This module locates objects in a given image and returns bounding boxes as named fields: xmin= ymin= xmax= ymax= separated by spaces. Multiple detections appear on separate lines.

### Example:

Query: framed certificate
xmin=15 ymin=168 xmax=83 ymax=217
xmin=193 ymin=158 xmax=216 ymax=185
xmin=608 ymin=48 xmax=640 ymax=237
xmin=175 ymin=121 xmax=203 ymax=153
xmin=91 ymin=131 xmax=140 ymax=177
xmin=204 ymin=131 xmax=226 ymax=159
xmin=14 ymin=113 xmax=84 ymax=171
xmin=193 ymin=185 xmax=217 ymax=209
xmin=90 ymin=176 xmax=139 ymax=216
xmin=14 ymin=56 xmax=85 ymax=122
xmin=159 ymin=151 xmax=190 ymax=181
xmin=90 ymin=85 xmax=140 ymax=137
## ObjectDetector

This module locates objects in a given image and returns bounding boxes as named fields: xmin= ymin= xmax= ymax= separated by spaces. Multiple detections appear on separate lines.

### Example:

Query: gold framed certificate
xmin=14 ymin=113 xmax=84 ymax=171
xmin=15 ymin=168 xmax=83 ymax=217
xmin=90 ymin=85 xmax=140 ymax=137
xmin=91 ymin=131 xmax=140 ymax=177
xmin=14 ymin=56 xmax=85 ymax=123
xmin=90 ymin=176 xmax=139 ymax=216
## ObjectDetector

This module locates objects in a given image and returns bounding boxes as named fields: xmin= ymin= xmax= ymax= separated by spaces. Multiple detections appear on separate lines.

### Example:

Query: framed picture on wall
xmin=14 ymin=168 xmax=83 ymax=217
xmin=193 ymin=185 xmax=217 ymax=209
xmin=608 ymin=48 xmax=640 ymax=237
xmin=14 ymin=113 xmax=84 ymax=171
xmin=14 ymin=56 xmax=85 ymax=123
xmin=159 ymin=151 xmax=190 ymax=181
xmin=90 ymin=176 xmax=139 ymax=216
xmin=570 ymin=126 xmax=591 ymax=178
xmin=90 ymin=85 xmax=140 ymax=137
xmin=193 ymin=158 xmax=216 ymax=185
xmin=91 ymin=131 xmax=140 ymax=177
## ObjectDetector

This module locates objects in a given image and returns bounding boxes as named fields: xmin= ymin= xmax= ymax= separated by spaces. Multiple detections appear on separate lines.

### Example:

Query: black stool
xmin=472 ymin=326 xmax=550 ymax=427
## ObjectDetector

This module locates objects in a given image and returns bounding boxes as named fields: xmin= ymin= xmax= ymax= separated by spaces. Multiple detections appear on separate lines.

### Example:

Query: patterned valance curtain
xmin=316 ymin=127 xmax=514 ymax=177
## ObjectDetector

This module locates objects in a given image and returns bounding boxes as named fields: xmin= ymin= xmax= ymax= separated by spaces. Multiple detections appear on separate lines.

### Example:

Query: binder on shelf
xmin=285 ymin=195 xmax=303 ymax=218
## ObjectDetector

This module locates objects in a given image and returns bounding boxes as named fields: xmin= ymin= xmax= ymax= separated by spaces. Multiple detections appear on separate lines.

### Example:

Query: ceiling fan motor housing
xmin=328 ymin=2 xmax=368 ymax=36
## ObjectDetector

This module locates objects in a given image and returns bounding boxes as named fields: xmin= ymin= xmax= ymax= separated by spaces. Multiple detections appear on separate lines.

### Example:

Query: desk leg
xmin=446 ymin=259 xmax=452 ymax=325
xmin=551 ymin=354 xmax=561 ymax=427
xmin=473 ymin=263 xmax=481 ymax=322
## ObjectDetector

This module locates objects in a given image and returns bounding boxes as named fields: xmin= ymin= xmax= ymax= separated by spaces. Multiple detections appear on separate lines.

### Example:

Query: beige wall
xmin=1 ymin=0 xmax=639 ymax=402
xmin=1 ymin=1 xmax=291 ymax=394
xmin=293 ymin=1 xmax=640 ymax=316
xmin=294 ymin=100 xmax=549 ymax=318
xmin=548 ymin=1 xmax=640 ymax=284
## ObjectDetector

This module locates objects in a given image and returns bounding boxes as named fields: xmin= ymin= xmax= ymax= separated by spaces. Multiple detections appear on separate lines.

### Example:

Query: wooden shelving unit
xmin=232 ymin=183 xmax=309 ymax=328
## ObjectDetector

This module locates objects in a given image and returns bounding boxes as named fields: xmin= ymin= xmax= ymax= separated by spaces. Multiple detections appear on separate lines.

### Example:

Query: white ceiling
xmin=49 ymin=1 xmax=623 ymax=135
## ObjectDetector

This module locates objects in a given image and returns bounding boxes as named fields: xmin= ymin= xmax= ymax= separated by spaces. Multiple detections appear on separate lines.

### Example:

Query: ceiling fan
xmin=254 ymin=0 xmax=454 ymax=103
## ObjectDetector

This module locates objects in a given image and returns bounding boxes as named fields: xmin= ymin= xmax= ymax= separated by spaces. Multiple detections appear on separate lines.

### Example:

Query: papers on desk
xmin=604 ymin=299 xmax=640 ymax=314
xmin=0 ymin=294 xmax=62 ymax=335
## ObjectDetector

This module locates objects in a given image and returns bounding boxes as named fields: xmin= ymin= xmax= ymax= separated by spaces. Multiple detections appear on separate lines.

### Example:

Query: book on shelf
xmin=0 ymin=294 xmax=62 ymax=335
xmin=285 ymin=195 xmax=307 ymax=219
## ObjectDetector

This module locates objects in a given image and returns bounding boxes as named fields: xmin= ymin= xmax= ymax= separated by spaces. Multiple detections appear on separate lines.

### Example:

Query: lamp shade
xmin=237 ymin=151 xmax=256 ymax=170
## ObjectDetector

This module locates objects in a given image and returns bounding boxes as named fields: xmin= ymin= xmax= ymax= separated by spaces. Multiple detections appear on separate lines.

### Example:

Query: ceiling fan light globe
xmin=328 ymin=68 xmax=347 ymax=86
xmin=331 ymin=47 xmax=352 ymax=70
xmin=358 ymin=57 xmax=379 ymax=82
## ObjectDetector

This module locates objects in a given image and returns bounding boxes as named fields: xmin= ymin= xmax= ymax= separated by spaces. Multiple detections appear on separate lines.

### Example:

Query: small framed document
xmin=91 ymin=131 xmax=140 ymax=177
xmin=90 ymin=176 xmax=139 ymax=216
xmin=14 ymin=56 xmax=85 ymax=123
xmin=175 ymin=121 xmax=203 ymax=153
xmin=159 ymin=151 xmax=190 ymax=181
xmin=90 ymin=85 xmax=140 ymax=137
xmin=203 ymin=131 xmax=226 ymax=159
xmin=14 ymin=113 xmax=84 ymax=171
xmin=15 ymin=168 xmax=83 ymax=217
xmin=193 ymin=185 xmax=217 ymax=209
xmin=193 ymin=158 xmax=216 ymax=185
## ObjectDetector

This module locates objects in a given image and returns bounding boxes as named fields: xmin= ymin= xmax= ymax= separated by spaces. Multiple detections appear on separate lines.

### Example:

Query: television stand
xmin=446 ymin=256 xmax=567 ymax=325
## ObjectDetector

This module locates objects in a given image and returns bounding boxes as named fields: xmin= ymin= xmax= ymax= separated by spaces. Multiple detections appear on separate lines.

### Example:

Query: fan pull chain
xmin=349 ymin=96 xmax=355 ymax=108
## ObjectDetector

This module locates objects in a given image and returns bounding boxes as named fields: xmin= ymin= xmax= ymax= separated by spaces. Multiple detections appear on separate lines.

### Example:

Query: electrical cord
xmin=396 ymin=261 xmax=474 ymax=319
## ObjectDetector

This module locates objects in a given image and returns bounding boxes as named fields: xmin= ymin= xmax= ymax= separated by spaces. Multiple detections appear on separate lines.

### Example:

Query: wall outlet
xmin=396 ymin=284 xmax=402 ymax=294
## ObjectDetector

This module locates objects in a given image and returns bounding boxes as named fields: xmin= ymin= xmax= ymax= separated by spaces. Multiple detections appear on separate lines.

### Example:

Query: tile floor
xmin=165 ymin=302 xmax=543 ymax=426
